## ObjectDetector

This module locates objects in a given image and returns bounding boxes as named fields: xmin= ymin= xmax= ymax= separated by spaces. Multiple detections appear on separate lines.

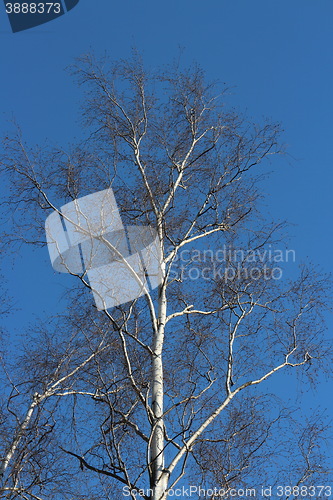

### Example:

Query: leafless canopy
xmin=0 ymin=53 xmax=332 ymax=500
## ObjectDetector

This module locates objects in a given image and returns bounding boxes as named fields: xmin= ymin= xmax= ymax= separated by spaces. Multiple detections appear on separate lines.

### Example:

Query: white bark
xmin=166 ymin=355 xmax=309 ymax=477
xmin=0 ymin=393 xmax=41 ymax=479
xmin=151 ymin=251 xmax=168 ymax=500
xmin=0 ymin=339 xmax=110 ymax=482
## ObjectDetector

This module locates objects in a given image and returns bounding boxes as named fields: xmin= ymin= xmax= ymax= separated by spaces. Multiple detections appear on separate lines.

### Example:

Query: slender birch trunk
xmin=151 ymin=246 xmax=168 ymax=500
xmin=0 ymin=393 xmax=40 ymax=480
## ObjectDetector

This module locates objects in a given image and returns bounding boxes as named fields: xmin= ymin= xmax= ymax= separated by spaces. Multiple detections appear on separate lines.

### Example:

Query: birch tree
xmin=0 ymin=54 xmax=332 ymax=500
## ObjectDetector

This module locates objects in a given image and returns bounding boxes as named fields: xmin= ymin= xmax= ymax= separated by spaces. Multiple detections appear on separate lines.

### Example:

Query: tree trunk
xmin=151 ymin=257 xmax=168 ymax=500
xmin=0 ymin=394 xmax=39 ymax=480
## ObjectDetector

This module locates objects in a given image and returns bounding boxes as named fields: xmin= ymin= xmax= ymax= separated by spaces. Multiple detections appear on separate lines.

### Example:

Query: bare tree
xmin=0 ymin=53 xmax=332 ymax=500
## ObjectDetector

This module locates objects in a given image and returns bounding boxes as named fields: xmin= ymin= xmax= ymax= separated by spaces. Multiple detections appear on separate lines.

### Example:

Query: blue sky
xmin=1 ymin=0 xmax=332 ymax=471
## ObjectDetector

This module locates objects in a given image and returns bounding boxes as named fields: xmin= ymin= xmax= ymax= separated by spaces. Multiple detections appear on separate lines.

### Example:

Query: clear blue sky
xmin=1 ymin=0 xmax=332 ymax=468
